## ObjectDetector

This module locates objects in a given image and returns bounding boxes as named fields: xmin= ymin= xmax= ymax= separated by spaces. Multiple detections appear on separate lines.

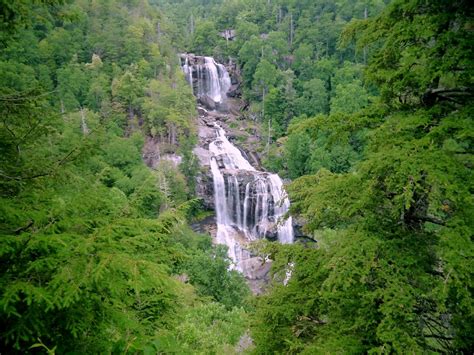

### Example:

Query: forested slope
xmin=0 ymin=0 xmax=249 ymax=353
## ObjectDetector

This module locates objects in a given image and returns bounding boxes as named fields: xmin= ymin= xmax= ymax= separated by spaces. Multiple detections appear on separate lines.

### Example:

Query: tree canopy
xmin=251 ymin=0 xmax=474 ymax=353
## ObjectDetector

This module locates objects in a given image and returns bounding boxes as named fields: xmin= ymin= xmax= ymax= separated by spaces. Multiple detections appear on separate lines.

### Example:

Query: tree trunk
xmin=363 ymin=6 xmax=368 ymax=64
xmin=266 ymin=116 xmax=271 ymax=156
xmin=128 ymin=103 xmax=134 ymax=120
xmin=80 ymin=107 xmax=89 ymax=135
xmin=289 ymin=13 xmax=294 ymax=47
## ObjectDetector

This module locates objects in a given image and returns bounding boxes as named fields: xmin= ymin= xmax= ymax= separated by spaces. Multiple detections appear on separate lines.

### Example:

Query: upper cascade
xmin=180 ymin=54 xmax=231 ymax=107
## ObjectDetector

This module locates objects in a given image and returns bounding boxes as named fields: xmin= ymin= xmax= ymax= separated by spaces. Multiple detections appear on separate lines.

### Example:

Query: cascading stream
xmin=181 ymin=54 xmax=294 ymax=274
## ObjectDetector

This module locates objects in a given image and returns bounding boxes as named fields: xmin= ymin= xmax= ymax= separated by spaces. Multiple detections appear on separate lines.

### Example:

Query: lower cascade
xmin=209 ymin=123 xmax=294 ymax=273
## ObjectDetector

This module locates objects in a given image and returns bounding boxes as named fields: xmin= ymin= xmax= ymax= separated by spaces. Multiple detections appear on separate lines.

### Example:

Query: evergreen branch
xmin=18 ymin=118 xmax=43 ymax=144
xmin=415 ymin=214 xmax=446 ymax=226
xmin=0 ymin=88 xmax=58 ymax=102
xmin=297 ymin=235 xmax=318 ymax=243
xmin=13 ymin=220 xmax=34 ymax=234
xmin=424 ymin=334 xmax=454 ymax=341
xmin=422 ymin=87 xmax=474 ymax=107
xmin=423 ymin=321 xmax=452 ymax=351
xmin=0 ymin=170 xmax=18 ymax=180
xmin=0 ymin=146 xmax=81 ymax=181
xmin=1 ymin=118 xmax=17 ymax=138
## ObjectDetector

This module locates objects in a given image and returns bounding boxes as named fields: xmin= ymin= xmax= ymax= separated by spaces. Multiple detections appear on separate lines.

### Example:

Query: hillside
xmin=1 ymin=0 xmax=472 ymax=353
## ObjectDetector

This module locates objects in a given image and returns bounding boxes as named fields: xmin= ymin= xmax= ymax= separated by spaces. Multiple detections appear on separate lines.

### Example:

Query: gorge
xmin=181 ymin=54 xmax=294 ymax=276
xmin=2 ymin=0 xmax=471 ymax=352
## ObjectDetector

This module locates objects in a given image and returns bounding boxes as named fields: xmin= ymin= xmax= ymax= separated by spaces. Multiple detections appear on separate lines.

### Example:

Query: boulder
xmin=227 ymin=83 xmax=241 ymax=98
xmin=198 ymin=95 xmax=217 ymax=111
xmin=197 ymin=106 xmax=209 ymax=116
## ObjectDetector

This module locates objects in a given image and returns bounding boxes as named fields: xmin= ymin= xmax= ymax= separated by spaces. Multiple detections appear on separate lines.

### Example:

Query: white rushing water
xmin=181 ymin=55 xmax=231 ymax=104
xmin=209 ymin=123 xmax=294 ymax=272
xmin=182 ymin=57 xmax=193 ymax=86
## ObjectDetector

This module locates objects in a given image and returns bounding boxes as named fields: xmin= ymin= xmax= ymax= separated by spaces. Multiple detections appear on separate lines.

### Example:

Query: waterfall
xmin=180 ymin=54 xmax=231 ymax=105
xmin=215 ymin=59 xmax=231 ymax=100
xmin=267 ymin=174 xmax=293 ymax=244
xmin=182 ymin=57 xmax=193 ymax=85
xmin=204 ymin=57 xmax=222 ymax=102
xmin=209 ymin=123 xmax=293 ymax=272
xmin=182 ymin=54 xmax=294 ymax=274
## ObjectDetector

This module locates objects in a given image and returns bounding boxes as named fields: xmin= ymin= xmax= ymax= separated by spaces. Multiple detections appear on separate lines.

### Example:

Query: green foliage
xmin=112 ymin=68 xmax=144 ymax=118
xmin=284 ymin=129 xmax=312 ymax=179
xmin=345 ymin=0 xmax=473 ymax=108
xmin=294 ymin=78 xmax=329 ymax=117
xmin=142 ymin=74 xmax=195 ymax=143
xmin=280 ymin=106 xmax=473 ymax=353
xmin=184 ymin=244 xmax=250 ymax=309
xmin=252 ymin=59 xmax=279 ymax=99
xmin=155 ymin=161 xmax=190 ymax=206
xmin=179 ymin=135 xmax=200 ymax=195
xmin=292 ymin=43 xmax=314 ymax=80
xmin=279 ymin=113 xmax=368 ymax=179
xmin=151 ymin=302 xmax=248 ymax=354
xmin=104 ymin=136 xmax=142 ymax=172
xmin=192 ymin=20 xmax=219 ymax=55
xmin=330 ymin=81 xmax=369 ymax=114
xmin=263 ymin=87 xmax=288 ymax=138
xmin=0 ymin=1 xmax=248 ymax=353
xmin=251 ymin=1 xmax=474 ymax=353
xmin=238 ymin=35 xmax=263 ymax=96
xmin=0 ymin=1 xmax=63 ymax=40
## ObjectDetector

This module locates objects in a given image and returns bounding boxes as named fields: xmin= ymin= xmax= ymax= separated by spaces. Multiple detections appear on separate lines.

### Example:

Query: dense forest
xmin=1 ymin=0 xmax=472 ymax=353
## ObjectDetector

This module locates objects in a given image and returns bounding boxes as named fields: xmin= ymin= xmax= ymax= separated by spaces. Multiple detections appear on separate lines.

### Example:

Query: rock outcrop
xmin=142 ymin=136 xmax=182 ymax=169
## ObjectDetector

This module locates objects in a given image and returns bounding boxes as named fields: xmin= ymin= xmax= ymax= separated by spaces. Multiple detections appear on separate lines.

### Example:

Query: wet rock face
xmin=190 ymin=213 xmax=217 ymax=238
xmin=193 ymin=115 xmax=217 ymax=209
xmin=195 ymin=170 xmax=215 ymax=209
xmin=142 ymin=136 xmax=182 ymax=169
xmin=227 ymin=83 xmax=241 ymax=98
xmin=180 ymin=53 xmax=206 ymax=66
xmin=142 ymin=136 xmax=161 ymax=168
